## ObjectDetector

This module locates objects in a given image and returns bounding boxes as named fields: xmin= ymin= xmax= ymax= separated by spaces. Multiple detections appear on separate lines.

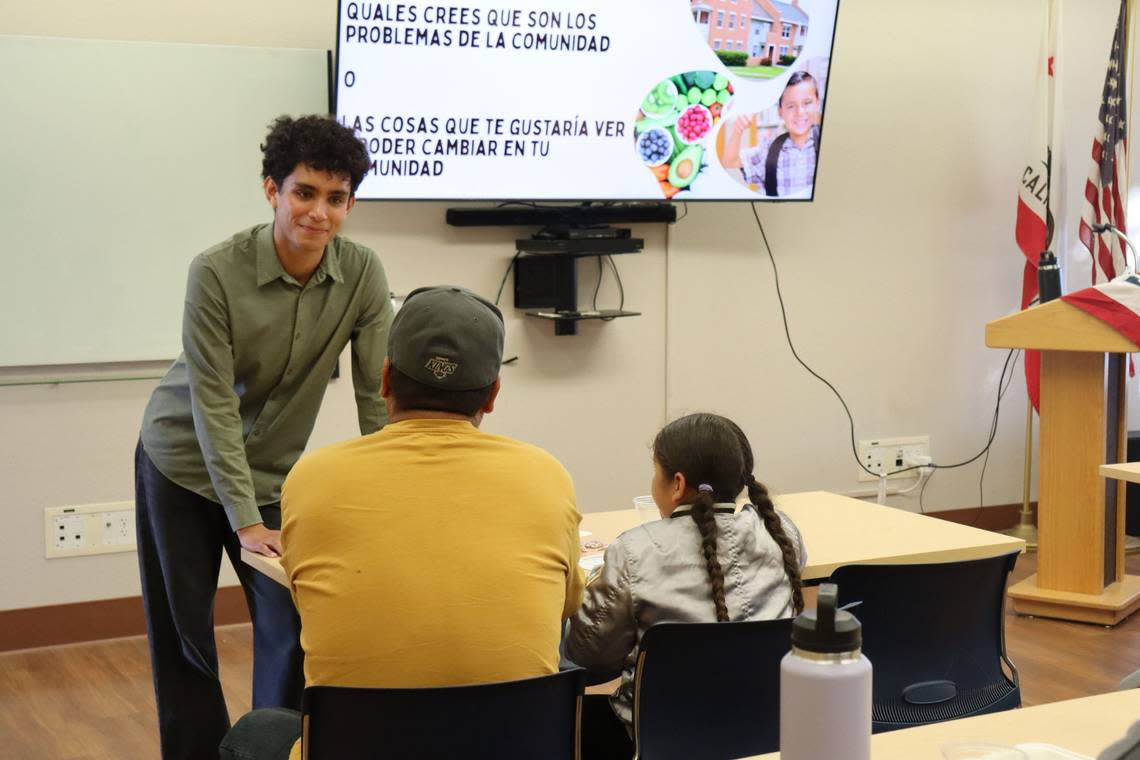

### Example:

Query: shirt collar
xmin=670 ymin=503 xmax=738 ymax=519
xmin=783 ymin=129 xmax=817 ymax=152
xmin=254 ymin=223 xmax=343 ymax=287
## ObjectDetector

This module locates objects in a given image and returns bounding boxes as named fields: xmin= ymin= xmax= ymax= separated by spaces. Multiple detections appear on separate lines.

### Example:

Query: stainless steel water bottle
xmin=779 ymin=583 xmax=872 ymax=760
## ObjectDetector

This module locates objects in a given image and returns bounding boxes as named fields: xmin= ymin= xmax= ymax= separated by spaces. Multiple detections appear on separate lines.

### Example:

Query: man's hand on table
xmin=237 ymin=522 xmax=283 ymax=557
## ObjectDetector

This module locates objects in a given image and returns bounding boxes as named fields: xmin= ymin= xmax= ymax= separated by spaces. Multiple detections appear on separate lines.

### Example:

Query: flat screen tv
xmin=335 ymin=0 xmax=839 ymax=201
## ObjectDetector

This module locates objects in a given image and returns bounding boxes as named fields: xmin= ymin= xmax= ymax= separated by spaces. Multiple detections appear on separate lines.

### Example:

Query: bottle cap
xmin=791 ymin=583 xmax=862 ymax=653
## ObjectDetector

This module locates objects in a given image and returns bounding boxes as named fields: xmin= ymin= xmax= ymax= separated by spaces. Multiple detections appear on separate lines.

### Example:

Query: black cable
xmin=918 ymin=468 xmax=933 ymax=514
xmin=750 ymin=202 xmax=1022 ymax=484
xmin=888 ymin=346 xmax=1017 ymax=479
xmin=608 ymin=255 xmax=625 ymax=311
xmin=599 ymin=255 xmax=625 ymax=320
xmin=749 ymin=203 xmax=878 ymax=478
xmin=676 ymin=202 xmax=690 ymax=222
xmin=971 ymin=349 xmax=1021 ymax=526
xmin=592 ymin=256 xmax=604 ymax=311
xmin=494 ymin=251 xmax=522 ymax=306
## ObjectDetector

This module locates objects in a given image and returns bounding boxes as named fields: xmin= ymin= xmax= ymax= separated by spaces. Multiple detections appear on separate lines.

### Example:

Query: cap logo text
xmin=425 ymin=356 xmax=458 ymax=380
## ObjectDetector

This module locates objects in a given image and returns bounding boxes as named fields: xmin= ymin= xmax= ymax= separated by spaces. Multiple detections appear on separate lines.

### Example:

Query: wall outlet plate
xmin=45 ymin=501 xmax=135 ymax=559
xmin=857 ymin=436 xmax=931 ymax=481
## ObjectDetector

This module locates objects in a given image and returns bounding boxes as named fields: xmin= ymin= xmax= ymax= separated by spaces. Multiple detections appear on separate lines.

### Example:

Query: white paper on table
xmin=579 ymin=554 xmax=605 ymax=571
xmin=579 ymin=529 xmax=592 ymax=537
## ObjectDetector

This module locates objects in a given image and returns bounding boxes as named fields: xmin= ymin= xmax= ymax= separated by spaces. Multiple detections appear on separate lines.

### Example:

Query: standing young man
xmin=135 ymin=115 xmax=392 ymax=760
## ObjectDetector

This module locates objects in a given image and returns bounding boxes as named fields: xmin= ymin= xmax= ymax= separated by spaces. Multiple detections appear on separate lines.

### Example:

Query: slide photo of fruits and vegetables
xmin=634 ymin=71 xmax=734 ymax=199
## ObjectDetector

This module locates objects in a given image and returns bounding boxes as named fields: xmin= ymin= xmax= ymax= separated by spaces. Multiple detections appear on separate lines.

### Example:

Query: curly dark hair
xmin=260 ymin=115 xmax=371 ymax=194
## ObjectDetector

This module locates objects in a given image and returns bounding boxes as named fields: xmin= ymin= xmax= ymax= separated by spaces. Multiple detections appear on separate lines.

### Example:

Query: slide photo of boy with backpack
xmin=720 ymin=69 xmax=823 ymax=198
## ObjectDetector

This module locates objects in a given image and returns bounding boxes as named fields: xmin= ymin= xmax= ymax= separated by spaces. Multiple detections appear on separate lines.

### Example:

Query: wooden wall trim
xmin=0 ymin=586 xmax=250 ymax=653
xmin=926 ymin=501 xmax=1036 ymax=533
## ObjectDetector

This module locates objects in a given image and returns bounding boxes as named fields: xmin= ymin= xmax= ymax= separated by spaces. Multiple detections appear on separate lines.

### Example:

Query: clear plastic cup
xmin=633 ymin=495 xmax=659 ymax=524
xmin=941 ymin=743 xmax=1028 ymax=759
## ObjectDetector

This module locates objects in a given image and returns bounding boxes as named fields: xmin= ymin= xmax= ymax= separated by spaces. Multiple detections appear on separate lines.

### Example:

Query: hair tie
xmin=697 ymin=483 xmax=714 ymax=493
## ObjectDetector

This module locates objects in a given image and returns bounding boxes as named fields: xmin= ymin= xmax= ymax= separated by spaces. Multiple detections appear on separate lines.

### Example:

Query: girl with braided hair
xmin=566 ymin=412 xmax=806 ymax=759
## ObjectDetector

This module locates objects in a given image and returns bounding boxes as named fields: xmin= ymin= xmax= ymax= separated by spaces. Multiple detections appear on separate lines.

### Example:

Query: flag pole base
xmin=1001 ymin=516 xmax=1038 ymax=552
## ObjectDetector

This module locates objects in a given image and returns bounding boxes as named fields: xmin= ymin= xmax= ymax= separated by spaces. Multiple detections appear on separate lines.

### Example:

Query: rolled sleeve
xmin=350 ymin=252 xmax=393 ymax=435
xmin=182 ymin=256 xmax=261 ymax=529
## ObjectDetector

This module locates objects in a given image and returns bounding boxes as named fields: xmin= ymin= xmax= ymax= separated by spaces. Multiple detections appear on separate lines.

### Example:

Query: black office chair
xmin=829 ymin=550 xmax=1021 ymax=734
xmin=301 ymin=667 xmax=586 ymax=760
xmin=632 ymin=618 xmax=793 ymax=760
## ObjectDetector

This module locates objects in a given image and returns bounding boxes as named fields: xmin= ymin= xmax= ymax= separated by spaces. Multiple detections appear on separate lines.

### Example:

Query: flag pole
xmin=1003 ymin=398 xmax=1039 ymax=550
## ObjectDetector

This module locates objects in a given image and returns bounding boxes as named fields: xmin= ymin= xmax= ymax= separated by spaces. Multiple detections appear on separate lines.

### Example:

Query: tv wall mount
xmin=446 ymin=204 xmax=674 ymax=335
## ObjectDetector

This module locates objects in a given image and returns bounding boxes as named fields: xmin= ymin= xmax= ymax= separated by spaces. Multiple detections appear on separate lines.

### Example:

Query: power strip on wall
xmin=44 ymin=502 xmax=135 ymax=559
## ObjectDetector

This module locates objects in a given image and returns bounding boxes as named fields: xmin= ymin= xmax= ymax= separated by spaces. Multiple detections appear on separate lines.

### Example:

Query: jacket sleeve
xmin=182 ymin=255 xmax=261 ymax=530
xmin=564 ymin=539 xmax=637 ymax=672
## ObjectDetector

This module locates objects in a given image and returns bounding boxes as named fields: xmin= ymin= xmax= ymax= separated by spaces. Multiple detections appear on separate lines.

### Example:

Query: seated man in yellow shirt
xmin=220 ymin=285 xmax=586 ymax=760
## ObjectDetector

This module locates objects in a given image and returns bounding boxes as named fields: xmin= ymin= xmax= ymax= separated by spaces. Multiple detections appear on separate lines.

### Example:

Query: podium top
xmin=986 ymin=298 xmax=1139 ymax=352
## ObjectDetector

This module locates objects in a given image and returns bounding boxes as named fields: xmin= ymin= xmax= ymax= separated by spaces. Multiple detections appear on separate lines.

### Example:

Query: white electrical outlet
xmin=857 ymin=436 xmax=931 ymax=481
xmin=45 ymin=502 xmax=136 ymax=558
xmin=101 ymin=511 xmax=135 ymax=546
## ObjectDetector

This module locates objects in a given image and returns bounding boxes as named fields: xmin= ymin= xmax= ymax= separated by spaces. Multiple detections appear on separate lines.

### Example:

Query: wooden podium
xmin=987 ymin=299 xmax=1140 ymax=625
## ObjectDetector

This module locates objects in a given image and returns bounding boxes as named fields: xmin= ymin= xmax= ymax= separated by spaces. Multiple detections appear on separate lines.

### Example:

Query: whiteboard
xmin=0 ymin=36 xmax=328 ymax=366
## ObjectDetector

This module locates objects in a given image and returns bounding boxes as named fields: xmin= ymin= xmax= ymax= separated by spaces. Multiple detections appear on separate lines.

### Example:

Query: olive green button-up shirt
xmin=141 ymin=224 xmax=392 ymax=529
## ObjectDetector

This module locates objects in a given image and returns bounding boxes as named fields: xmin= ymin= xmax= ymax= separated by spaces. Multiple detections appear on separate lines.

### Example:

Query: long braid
xmin=690 ymin=488 xmax=730 ymax=622
xmin=747 ymin=476 xmax=804 ymax=615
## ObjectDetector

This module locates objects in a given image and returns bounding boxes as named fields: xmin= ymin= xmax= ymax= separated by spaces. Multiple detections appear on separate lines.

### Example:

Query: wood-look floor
xmin=2 ymin=553 xmax=1138 ymax=759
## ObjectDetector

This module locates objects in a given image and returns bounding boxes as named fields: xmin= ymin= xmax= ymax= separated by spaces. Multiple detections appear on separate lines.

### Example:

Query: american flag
xmin=1078 ymin=0 xmax=1129 ymax=284
xmin=1064 ymin=276 xmax=1140 ymax=348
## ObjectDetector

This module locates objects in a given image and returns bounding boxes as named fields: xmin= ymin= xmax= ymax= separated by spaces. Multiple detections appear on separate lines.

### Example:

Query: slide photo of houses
xmin=690 ymin=0 xmax=809 ymax=81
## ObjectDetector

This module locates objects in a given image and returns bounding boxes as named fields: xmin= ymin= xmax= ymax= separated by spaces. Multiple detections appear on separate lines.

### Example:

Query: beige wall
xmin=1 ymin=0 xmax=1131 ymax=610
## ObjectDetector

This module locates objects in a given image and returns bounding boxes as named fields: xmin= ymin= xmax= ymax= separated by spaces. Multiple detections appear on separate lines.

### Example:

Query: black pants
xmin=135 ymin=441 xmax=304 ymax=760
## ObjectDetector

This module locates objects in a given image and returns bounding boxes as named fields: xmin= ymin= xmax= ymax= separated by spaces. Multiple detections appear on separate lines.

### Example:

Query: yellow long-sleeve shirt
xmin=281 ymin=418 xmax=585 ymax=758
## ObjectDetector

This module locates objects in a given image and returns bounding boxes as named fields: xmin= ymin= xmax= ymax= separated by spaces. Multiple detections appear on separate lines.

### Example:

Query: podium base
xmin=1008 ymin=573 xmax=1140 ymax=626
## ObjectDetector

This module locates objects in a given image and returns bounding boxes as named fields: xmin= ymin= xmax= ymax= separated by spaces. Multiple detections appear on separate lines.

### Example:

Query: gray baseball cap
xmin=388 ymin=286 xmax=505 ymax=390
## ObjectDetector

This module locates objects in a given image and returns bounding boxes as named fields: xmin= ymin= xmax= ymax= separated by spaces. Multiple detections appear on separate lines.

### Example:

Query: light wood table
xmin=1101 ymin=462 xmax=1140 ymax=484
xmin=242 ymin=490 xmax=1024 ymax=589
xmin=749 ymin=688 xmax=1140 ymax=758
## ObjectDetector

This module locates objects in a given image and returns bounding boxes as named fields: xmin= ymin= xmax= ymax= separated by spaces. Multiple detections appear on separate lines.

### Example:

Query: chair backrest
xmin=301 ymin=668 xmax=585 ymax=760
xmin=632 ymin=618 xmax=793 ymax=760
xmin=828 ymin=551 xmax=1021 ymax=732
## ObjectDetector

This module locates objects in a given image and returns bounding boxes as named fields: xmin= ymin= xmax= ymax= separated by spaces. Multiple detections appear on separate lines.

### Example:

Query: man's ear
xmin=345 ymin=195 xmax=357 ymax=215
xmin=481 ymin=377 xmax=502 ymax=415
xmin=263 ymin=176 xmax=280 ymax=210
xmin=380 ymin=357 xmax=392 ymax=399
